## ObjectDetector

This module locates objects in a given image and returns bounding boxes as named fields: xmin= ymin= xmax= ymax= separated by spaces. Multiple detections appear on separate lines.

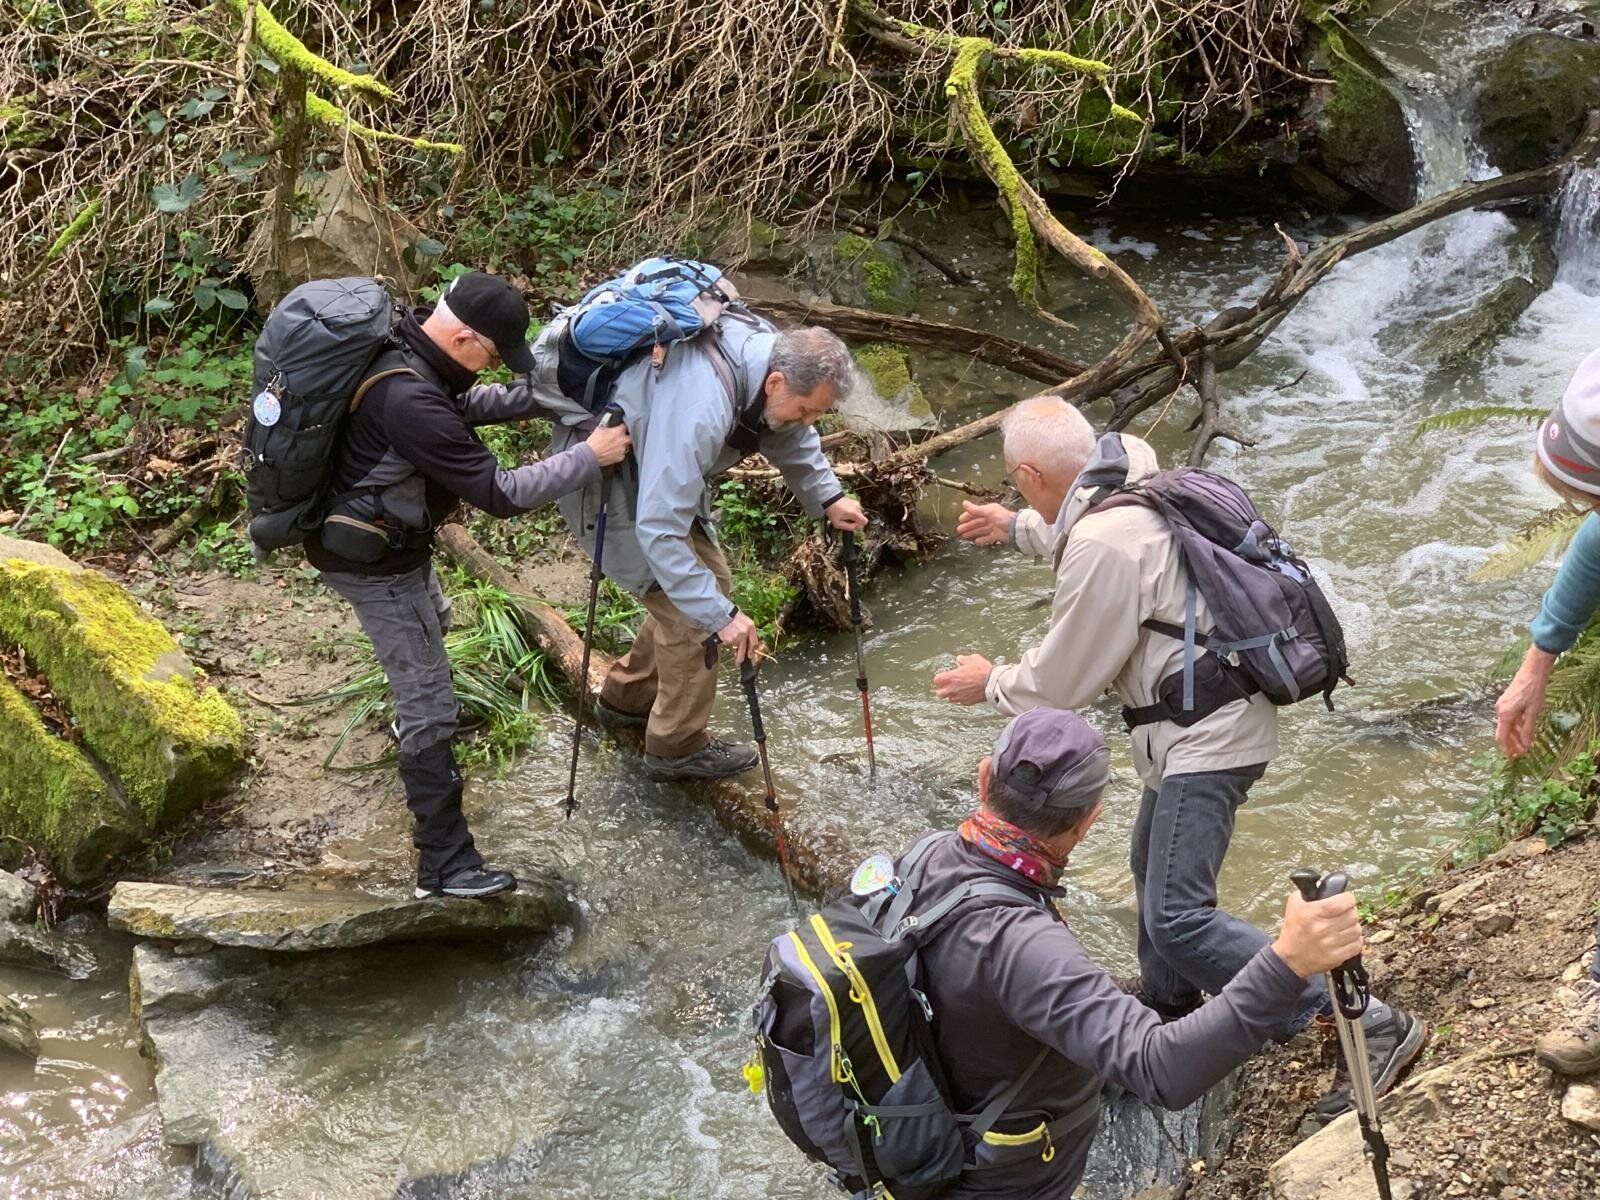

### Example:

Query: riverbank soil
xmin=1189 ymin=829 xmax=1600 ymax=1200
xmin=115 ymin=545 xmax=588 ymax=889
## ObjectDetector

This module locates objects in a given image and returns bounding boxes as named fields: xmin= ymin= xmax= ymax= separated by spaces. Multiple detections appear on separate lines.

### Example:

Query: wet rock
xmin=0 ymin=869 xmax=32 ymax=920
xmin=840 ymin=344 xmax=935 ymax=435
xmin=243 ymin=167 xmax=423 ymax=310
xmin=109 ymin=877 xmax=573 ymax=952
xmin=0 ymin=920 xmax=100 ymax=978
xmin=1474 ymin=31 xmax=1600 ymax=174
xmin=1288 ymin=163 xmax=1357 ymax=213
xmin=1309 ymin=24 xmax=1416 ymax=210
xmin=0 ymin=533 xmax=244 ymax=881
xmin=0 ymin=992 xmax=38 ymax=1057
xmin=1268 ymin=1055 xmax=1481 ymax=1199
xmin=1560 ymin=1083 xmax=1600 ymax=1132
xmin=820 ymin=234 xmax=917 ymax=314
xmin=1413 ymin=221 xmax=1557 ymax=371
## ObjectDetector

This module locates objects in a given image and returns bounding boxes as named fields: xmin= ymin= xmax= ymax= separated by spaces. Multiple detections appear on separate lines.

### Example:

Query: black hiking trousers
xmin=322 ymin=563 xmax=483 ymax=888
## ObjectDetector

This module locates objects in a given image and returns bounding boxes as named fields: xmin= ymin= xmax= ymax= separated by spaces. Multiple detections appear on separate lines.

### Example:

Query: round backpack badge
xmin=850 ymin=854 xmax=897 ymax=896
xmin=252 ymin=389 xmax=281 ymax=427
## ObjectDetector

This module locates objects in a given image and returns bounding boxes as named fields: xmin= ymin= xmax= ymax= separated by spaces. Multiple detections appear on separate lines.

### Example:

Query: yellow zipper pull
xmin=1040 ymin=1124 xmax=1056 ymax=1163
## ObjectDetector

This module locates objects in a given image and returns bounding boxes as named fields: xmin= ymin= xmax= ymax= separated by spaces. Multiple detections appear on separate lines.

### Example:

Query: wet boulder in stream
xmin=1475 ymin=31 xmax=1600 ymax=175
xmin=0 ymin=991 xmax=39 ymax=1058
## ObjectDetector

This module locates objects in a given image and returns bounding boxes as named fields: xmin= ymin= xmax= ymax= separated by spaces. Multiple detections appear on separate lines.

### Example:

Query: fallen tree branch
xmin=437 ymin=523 xmax=857 ymax=897
xmin=747 ymin=296 xmax=1086 ymax=384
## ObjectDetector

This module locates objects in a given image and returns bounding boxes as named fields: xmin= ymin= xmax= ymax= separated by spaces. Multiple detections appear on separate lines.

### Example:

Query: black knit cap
xmin=444 ymin=272 xmax=535 ymax=373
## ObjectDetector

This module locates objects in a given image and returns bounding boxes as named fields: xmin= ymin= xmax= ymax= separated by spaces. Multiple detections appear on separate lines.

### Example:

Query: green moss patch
xmin=0 ymin=673 xmax=141 ymax=883
xmin=852 ymin=343 xmax=929 ymax=417
xmin=0 ymin=554 xmax=243 ymax=833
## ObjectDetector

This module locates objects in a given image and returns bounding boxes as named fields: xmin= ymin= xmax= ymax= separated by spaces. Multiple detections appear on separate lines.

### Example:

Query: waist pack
xmin=556 ymin=256 xmax=742 ymax=412
xmin=751 ymin=834 xmax=1100 ymax=1200
xmin=1090 ymin=465 xmax=1351 ymax=728
xmin=241 ymin=278 xmax=413 ymax=551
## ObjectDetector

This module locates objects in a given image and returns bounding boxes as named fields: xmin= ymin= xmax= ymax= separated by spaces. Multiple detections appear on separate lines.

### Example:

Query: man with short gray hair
xmin=539 ymin=316 xmax=867 ymax=781
xmin=933 ymin=395 xmax=1423 ymax=1109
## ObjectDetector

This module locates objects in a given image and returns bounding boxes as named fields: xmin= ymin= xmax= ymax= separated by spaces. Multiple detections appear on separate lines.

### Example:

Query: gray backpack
xmin=751 ymin=833 xmax=1100 ymax=1199
xmin=241 ymin=278 xmax=413 ymax=551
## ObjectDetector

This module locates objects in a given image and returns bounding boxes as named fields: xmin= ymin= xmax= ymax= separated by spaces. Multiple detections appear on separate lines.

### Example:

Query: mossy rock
xmin=1310 ymin=25 xmax=1416 ymax=210
xmin=1474 ymin=31 xmax=1600 ymax=174
xmin=0 ymin=537 xmax=243 ymax=854
xmin=0 ymin=673 xmax=140 ymax=883
xmin=1414 ymin=219 xmax=1556 ymax=370
xmin=840 ymin=343 xmax=934 ymax=434
xmin=824 ymin=235 xmax=917 ymax=315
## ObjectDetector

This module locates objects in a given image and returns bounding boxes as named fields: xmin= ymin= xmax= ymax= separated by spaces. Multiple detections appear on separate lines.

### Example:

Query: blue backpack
xmin=555 ymin=257 xmax=743 ymax=410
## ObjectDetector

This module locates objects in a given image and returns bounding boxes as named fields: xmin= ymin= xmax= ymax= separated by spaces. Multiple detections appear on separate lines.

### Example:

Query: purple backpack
xmin=1092 ymin=466 xmax=1351 ymax=728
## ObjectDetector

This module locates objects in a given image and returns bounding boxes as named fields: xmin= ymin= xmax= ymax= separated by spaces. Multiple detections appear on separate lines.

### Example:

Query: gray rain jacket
xmin=505 ymin=311 xmax=844 ymax=632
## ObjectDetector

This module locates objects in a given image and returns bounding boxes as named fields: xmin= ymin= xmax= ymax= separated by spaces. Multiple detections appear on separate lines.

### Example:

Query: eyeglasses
xmin=470 ymin=332 xmax=499 ymax=362
xmin=1001 ymin=463 xmax=1031 ymax=498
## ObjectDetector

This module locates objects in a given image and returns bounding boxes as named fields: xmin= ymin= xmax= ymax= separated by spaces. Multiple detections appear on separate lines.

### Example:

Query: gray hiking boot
xmin=593 ymin=698 xmax=649 ymax=730
xmin=1312 ymin=999 xmax=1426 ymax=1119
xmin=644 ymin=739 xmax=759 ymax=782
xmin=1536 ymin=978 xmax=1600 ymax=1076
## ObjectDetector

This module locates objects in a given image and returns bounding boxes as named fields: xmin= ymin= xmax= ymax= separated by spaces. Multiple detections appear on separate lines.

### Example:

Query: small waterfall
xmin=1555 ymin=164 xmax=1600 ymax=294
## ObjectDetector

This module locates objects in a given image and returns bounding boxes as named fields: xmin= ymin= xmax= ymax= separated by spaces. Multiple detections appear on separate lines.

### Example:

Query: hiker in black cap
xmin=306 ymin=271 xmax=631 ymax=899
xmin=907 ymin=707 xmax=1370 ymax=1198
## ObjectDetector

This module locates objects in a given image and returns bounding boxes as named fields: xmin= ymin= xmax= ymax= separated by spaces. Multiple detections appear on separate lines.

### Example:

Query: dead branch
xmin=438 ymin=523 xmax=857 ymax=896
xmin=748 ymin=296 xmax=1086 ymax=384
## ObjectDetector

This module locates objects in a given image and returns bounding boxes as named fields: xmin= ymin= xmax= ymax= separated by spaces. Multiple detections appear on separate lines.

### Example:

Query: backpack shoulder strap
xmin=351 ymin=367 xmax=417 ymax=412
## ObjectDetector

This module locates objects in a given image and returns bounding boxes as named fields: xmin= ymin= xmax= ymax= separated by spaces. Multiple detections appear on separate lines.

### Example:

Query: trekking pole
xmin=840 ymin=531 xmax=877 ymax=781
xmin=723 ymin=643 xmax=801 ymax=917
xmin=1290 ymin=869 xmax=1393 ymax=1200
xmin=562 ymin=404 xmax=624 ymax=820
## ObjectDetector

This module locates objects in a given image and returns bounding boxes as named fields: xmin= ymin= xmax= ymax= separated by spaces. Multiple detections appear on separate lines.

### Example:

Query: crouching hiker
xmin=753 ymin=708 xmax=1369 ymax=1200
xmin=931 ymin=395 xmax=1423 ymax=1109
xmin=1494 ymin=345 xmax=1600 ymax=1076
xmin=248 ymin=271 xmax=629 ymax=899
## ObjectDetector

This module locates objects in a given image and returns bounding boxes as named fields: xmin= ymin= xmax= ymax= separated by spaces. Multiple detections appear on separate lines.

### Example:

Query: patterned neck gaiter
xmin=958 ymin=808 xmax=1068 ymax=887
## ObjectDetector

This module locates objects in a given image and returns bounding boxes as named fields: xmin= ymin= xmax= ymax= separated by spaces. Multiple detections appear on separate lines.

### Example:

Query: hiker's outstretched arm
xmin=1531 ymin=512 xmax=1600 ymax=653
xmin=758 ymin=423 xmax=843 ymax=518
xmin=985 ymin=535 xmax=1140 ymax=713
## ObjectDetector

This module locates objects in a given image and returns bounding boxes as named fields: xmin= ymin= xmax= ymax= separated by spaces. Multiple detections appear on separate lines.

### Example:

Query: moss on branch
xmin=305 ymin=93 xmax=462 ymax=153
xmin=220 ymin=0 xmax=395 ymax=101
xmin=46 ymin=195 xmax=101 ymax=259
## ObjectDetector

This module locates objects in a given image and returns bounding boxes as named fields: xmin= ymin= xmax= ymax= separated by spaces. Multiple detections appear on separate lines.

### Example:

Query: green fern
xmin=1411 ymin=405 xmax=1546 ymax=441
xmin=1472 ymin=506 xmax=1582 ymax=580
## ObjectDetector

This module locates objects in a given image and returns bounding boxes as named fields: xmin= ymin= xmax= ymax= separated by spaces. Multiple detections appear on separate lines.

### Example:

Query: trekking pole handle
xmin=741 ymin=659 xmax=767 ymax=746
xmin=598 ymin=403 xmax=623 ymax=429
xmin=1289 ymin=868 xmax=1369 ymax=1018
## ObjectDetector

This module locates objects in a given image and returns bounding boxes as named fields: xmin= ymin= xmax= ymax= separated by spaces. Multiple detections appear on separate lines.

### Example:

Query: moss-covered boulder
xmin=1310 ymin=24 xmax=1416 ymax=210
xmin=0 ymin=535 xmax=243 ymax=880
xmin=841 ymin=343 xmax=934 ymax=434
xmin=825 ymin=234 xmax=917 ymax=315
xmin=1474 ymin=32 xmax=1600 ymax=175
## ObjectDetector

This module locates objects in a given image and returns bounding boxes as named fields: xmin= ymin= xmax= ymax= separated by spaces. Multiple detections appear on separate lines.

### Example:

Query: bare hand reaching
xmin=1495 ymin=645 xmax=1556 ymax=757
xmin=956 ymin=501 xmax=1015 ymax=547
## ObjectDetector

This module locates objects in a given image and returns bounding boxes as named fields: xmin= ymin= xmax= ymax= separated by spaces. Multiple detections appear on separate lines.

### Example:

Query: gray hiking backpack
xmin=751 ymin=833 xmax=1101 ymax=1199
xmin=241 ymin=278 xmax=412 ymax=551
xmin=1085 ymin=440 xmax=1351 ymax=728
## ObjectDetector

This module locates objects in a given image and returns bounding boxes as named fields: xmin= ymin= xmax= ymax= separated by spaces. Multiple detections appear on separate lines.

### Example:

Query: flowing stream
xmin=10 ymin=5 xmax=1600 ymax=1197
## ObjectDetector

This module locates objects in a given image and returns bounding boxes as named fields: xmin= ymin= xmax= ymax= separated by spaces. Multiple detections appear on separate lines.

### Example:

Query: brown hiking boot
xmin=1536 ymin=979 xmax=1600 ymax=1076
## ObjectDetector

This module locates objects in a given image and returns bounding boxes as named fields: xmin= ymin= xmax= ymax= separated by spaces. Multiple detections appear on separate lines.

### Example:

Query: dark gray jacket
xmin=915 ymin=836 xmax=1306 ymax=1197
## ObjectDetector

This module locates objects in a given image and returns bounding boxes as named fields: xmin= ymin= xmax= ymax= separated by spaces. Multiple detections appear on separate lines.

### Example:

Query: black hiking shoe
xmin=643 ymin=739 xmax=760 ymax=782
xmin=1112 ymin=974 xmax=1203 ymax=1022
xmin=415 ymin=866 xmax=518 ymax=900
xmin=1312 ymin=999 xmax=1426 ymax=1119
xmin=593 ymin=698 xmax=649 ymax=730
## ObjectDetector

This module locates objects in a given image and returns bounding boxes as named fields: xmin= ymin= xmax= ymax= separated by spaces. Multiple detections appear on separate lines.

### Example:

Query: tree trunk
xmin=269 ymin=65 xmax=308 ymax=300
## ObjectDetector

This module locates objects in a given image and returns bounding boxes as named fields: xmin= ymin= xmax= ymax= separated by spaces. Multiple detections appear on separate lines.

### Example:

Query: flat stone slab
xmin=109 ymin=877 xmax=573 ymax=951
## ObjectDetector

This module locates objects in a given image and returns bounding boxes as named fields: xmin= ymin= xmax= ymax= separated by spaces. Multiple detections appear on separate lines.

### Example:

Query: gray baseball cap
xmin=991 ymin=708 xmax=1110 ymax=817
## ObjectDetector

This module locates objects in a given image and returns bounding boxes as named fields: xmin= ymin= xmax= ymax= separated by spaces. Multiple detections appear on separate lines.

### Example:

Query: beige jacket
xmin=984 ymin=434 xmax=1278 ymax=788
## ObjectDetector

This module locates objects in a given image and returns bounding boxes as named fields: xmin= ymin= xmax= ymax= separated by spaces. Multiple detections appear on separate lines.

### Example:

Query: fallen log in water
xmin=436 ymin=524 xmax=858 ymax=898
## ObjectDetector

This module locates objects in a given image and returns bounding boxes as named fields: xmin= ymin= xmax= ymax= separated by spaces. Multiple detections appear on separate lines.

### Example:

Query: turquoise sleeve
xmin=1530 ymin=513 xmax=1600 ymax=653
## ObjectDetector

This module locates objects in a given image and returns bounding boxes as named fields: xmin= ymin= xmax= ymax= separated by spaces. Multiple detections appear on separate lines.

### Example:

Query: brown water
xmin=10 ymin=6 xmax=1600 ymax=1195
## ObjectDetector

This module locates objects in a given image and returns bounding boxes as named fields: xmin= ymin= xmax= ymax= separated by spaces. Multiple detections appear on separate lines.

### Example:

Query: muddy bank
xmin=1187 ymin=827 xmax=1600 ymax=1200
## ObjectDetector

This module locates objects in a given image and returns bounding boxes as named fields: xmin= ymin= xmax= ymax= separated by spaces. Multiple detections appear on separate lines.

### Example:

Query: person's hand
xmin=585 ymin=421 xmax=631 ymax=467
xmin=718 ymin=610 xmax=761 ymax=664
xmin=1270 ymin=890 xmax=1364 ymax=979
xmin=1496 ymin=645 xmax=1557 ymax=757
xmin=956 ymin=501 xmax=1015 ymax=547
xmin=825 ymin=496 xmax=869 ymax=532
xmin=933 ymin=654 xmax=993 ymax=705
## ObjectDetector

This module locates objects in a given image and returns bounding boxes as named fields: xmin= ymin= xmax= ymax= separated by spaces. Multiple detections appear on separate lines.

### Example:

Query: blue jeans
xmin=1130 ymin=765 xmax=1327 ymax=1041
